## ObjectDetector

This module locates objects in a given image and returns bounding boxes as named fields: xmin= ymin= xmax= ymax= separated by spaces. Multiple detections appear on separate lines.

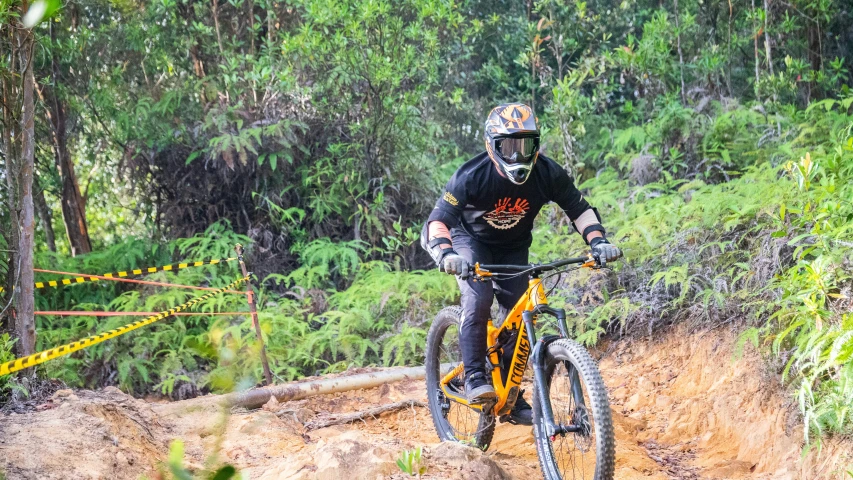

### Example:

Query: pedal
xmin=469 ymin=396 xmax=498 ymax=412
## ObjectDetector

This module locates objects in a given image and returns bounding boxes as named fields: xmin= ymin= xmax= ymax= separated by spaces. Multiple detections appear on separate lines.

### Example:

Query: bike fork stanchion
xmin=235 ymin=244 xmax=273 ymax=385
xmin=525 ymin=310 xmax=582 ymax=438
xmin=553 ymin=308 xmax=570 ymax=338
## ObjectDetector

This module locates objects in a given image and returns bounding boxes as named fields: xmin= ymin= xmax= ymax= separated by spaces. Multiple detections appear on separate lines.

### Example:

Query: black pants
xmin=453 ymin=232 xmax=528 ymax=380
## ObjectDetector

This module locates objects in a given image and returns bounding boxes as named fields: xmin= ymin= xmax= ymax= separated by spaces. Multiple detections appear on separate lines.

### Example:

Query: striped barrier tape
xmin=0 ymin=275 xmax=250 ymax=377
xmin=0 ymin=257 xmax=237 ymax=293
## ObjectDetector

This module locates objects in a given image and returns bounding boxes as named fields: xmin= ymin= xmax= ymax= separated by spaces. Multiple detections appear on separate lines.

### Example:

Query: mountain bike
xmin=425 ymin=255 xmax=615 ymax=480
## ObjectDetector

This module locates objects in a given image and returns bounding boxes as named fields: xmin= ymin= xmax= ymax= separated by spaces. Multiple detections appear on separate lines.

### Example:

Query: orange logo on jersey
xmin=483 ymin=197 xmax=530 ymax=230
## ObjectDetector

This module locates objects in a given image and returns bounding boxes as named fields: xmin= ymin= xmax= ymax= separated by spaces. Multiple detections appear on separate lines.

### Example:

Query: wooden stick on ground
xmin=214 ymin=366 xmax=436 ymax=409
xmin=303 ymin=399 xmax=426 ymax=431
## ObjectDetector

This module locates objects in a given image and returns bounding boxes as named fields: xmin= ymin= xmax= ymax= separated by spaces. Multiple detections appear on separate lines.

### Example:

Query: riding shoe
xmin=508 ymin=390 xmax=533 ymax=426
xmin=465 ymin=372 xmax=497 ymax=404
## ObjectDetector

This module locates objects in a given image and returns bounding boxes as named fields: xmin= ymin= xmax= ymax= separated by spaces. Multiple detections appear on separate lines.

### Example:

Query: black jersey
xmin=427 ymin=152 xmax=591 ymax=248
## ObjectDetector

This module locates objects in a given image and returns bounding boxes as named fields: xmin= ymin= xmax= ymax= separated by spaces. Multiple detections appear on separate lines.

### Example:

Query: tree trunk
xmin=34 ymin=176 xmax=56 ymax=253
xmin=49 ymin=22 xmax=91 ymax=257
xmin=751 ymin=0 xmax=761 ymax=100
xmin=674 ymin=0 xmax=687 ymax=104
xmin=530 ymin=59 xmax=536 ymax=114
xmin=16 ymin=13 xmax=36 ymax=356
xmin=248 ymin=0 xmax=255 ymax=56
xmin=248 ymin=0 xmax=258 ymax=104
xmin=214 ymin=366 xmax=431 ymax=409
xmin=211 ymin=0 xmax=230 ymax=104
xmin=2 ymin=38 xmax=21 ymax=335
xmin=266 ymin=1 xmax=274 ymax=44
xmin=726 ymin=0 xmax=733 ymax=96
xmin=212 ymin=0 xmax=225 ymax=57
xmin=807 ymin=21 xmax=822 ymax=101
xmin=763 ymin=0 xmax=773 ymax=76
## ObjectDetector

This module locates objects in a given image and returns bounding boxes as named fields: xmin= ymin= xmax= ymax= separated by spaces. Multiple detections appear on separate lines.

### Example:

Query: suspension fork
xmin=552 ymin=309 xmax=586 ymax=409
xmin=549 ymin=308 xmax=585 ymax=405
xmin=524 ymin=307 xmax=583 ymax=437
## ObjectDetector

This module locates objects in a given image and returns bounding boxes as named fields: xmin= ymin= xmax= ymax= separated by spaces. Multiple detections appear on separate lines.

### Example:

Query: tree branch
xmin=301 ymin=399 xmax=426 ymax=431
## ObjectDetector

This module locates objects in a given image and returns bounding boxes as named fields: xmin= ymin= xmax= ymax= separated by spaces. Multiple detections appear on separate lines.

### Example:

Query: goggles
xmin=495 ymin=136 xmax=539 ymax=164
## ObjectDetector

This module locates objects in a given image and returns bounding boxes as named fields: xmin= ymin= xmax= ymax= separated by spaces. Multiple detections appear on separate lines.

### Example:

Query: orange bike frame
xmin=439 ymin=264 xmax=562 ymax=414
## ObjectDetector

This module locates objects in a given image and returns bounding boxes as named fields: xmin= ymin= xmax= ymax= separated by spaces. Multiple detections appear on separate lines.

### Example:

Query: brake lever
xmin=471 ymin=262 xmax=493 ymax=282
xmin=589 ymin=252 xmax=622 ymax=270
xmin=584 ymin=253 xmax=603 ymax=270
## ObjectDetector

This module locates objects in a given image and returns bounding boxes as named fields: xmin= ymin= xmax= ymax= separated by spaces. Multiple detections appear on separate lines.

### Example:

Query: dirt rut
xmin=1 ymin=326 xmax=851 ymax=479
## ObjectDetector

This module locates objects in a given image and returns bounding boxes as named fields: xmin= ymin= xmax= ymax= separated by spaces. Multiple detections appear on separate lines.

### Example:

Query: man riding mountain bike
xmin=421 ymin=103 xmax=621 ymax=426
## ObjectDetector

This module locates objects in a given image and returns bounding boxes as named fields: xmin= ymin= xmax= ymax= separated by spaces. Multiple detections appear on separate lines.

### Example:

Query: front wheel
xmin=533 ymin=338 xmax=615 ymax=480
xmin=425 ymin=306 xmax=495 ymax=450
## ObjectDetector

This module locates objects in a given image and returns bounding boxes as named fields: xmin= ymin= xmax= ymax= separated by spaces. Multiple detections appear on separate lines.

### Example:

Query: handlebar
xmin=470 ymin=255 xmax=596 ymax=278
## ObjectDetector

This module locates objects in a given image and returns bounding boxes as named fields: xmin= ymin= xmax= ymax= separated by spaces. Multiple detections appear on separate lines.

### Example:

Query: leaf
xmin=211 ymin=465 xmax=237 ymax=480
xmin=167 ymin=441 xmax=193 ymax=480
xmin=788 ymin=233 xmax=813 ymax=246
xmin=185 ymin=151 xmax=201 ymax=165
xmin=771 ymin=230 xmax=787 ymax=238
xmin=249 ymin=128 xmax=262 ymax=145
xmin=222 ymin=148 xmax=235 ymax=169
xmin=22 ymin=0 xmax=61 ymax=28
xmin=169 ymin=440 xmax=185 ymax=465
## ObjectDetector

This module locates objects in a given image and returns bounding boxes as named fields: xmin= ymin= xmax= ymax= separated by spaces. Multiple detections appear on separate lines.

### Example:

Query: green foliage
xmin=762 ymin=142 xmax=853 ymax=440
xmin=530 ymin=91 xmax=853 ymax=442
xmin=4 ymin=0 xmax=853 ymax=450
xmin=284 ymin=238 xmax=367 ymax=289
xmin=262 ymin=261 xmax=456 ymax=378
xmin=150 ymin=440 xmax=238 ymax=480
xmin=35 ymin=223 xmax=254 ymax=396
xmin=0 ymin=334 xmax=28 ymax=399
xmin=29 ymin=219 xmax=456 ymax=396
xmin=396 ymin=446 xmax=427 ymax=476
xmin=21 ymin=0 xmax=61 ymax=28
xmin=578 ymin=100 xmax=853 ymax=441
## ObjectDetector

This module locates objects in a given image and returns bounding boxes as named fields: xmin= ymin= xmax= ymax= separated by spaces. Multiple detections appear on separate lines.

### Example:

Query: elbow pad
xmin=571 ymin=207 xmax=606 ymax=244
xmin=420 ymin=223 xmax=456 ymax=267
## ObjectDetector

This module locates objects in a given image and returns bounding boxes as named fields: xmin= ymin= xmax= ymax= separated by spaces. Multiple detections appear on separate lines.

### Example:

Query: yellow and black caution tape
xmin=0 ymin=257 xmax=237 ymax=293
xmin=0 ymin=275 xmax=249 ymax=377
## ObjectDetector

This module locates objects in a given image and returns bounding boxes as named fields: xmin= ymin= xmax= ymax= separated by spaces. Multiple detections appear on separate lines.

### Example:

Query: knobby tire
xmin=425 ymin=306 xmax=496 ymax=450
xmin=533 ymin=338 xmax=615 ymax=480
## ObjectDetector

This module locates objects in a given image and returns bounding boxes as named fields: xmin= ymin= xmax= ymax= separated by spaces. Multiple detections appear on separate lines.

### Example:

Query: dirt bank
xmin=1 ymin=326 xmax=851 ymax=479
xmin=602 ymin=326 xmax=852 ymax=479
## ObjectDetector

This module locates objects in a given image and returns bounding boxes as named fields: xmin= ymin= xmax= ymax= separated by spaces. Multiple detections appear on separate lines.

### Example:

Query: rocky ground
xmin=1 ymin=325 xmax=852 ymax=479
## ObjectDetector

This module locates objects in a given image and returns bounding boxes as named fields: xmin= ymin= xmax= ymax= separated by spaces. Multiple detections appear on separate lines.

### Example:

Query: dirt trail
xmin=1 ymin=326 xmax=852 ymax=479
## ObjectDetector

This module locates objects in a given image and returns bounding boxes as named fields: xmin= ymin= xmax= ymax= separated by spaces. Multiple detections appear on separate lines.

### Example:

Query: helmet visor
xmin=496 ymin=137 xmax=539 ymax=164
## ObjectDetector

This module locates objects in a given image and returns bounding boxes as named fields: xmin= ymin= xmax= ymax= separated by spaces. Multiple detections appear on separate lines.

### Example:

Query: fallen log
xmin=221 ymin=366 xmax=430 ymax=409
xmin=302 ymin=399 xmax=427 ymax=430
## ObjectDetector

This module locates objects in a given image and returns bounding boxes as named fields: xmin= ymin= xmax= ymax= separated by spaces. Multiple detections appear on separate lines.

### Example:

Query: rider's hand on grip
xmin=442 ymin=254 xmax=470 ymax=279
xmin=590 ymin=237 xmax=621 ymax=267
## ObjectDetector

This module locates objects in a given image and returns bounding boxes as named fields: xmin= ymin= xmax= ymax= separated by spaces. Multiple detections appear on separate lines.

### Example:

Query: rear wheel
xmin=425 ymin=306 xmax=495 ymax=450
xmin=533 ymin=338 xmax=615 ymax=480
